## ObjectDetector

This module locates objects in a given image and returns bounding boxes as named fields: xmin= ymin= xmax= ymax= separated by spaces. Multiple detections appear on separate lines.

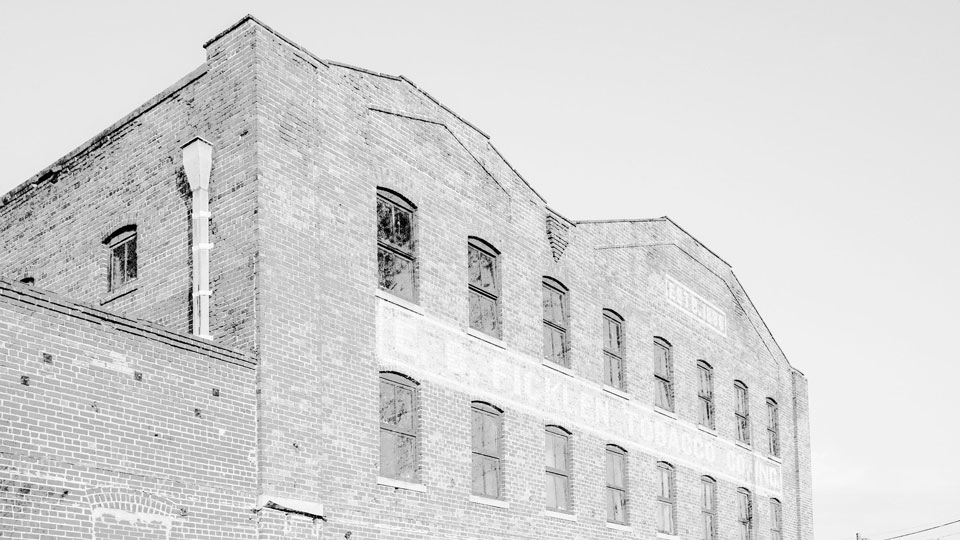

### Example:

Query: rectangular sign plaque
xmin=665 ymin=275 xmax=727 ymax=336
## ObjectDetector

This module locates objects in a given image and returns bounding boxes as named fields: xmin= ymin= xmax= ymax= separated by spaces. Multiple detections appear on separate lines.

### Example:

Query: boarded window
xmin=468 ymin=240 xmax=501 ymax=338
xmin=544 ymin=426 xmax=571 ymax=511
xmin=698 ymin=361 xmax=715 ymax=429
xmin=656 ymin=461 xmax=675 ymax=534
xmin=542 ymin=279 xmax=569 ymax=367
xmin=105 ymin=227 xmax=137 ymax=292
xmin=379 ymin=373 xmax=418 ymax=482
xmin=654 ymin=338 xmax=674 ymax=411
xmin=605 ymin=445 xmax=627 ymax=524
xmin=603 ymin=311 xmax=625 ymax=390
xmin=735 ymin=381 xmax=751 ymax=444
xmin=767 ymin=399 xmax=780 ymax=457
xmin=471 ymin=402 xmax=502 ymax=498
xmin=737 ymin=488 xmax=753 ymax=540
xmin=702 ymin=476 xmax=717 ymax=540
xmin=377 ymin=190 xmax=416 ymax=302
xmin=770 ymin=499 xmax=783 ymax=540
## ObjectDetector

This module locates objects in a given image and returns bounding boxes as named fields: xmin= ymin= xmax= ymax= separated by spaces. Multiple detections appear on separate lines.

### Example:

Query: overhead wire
xmin=878 ymin=518 xmax=960 ymax=540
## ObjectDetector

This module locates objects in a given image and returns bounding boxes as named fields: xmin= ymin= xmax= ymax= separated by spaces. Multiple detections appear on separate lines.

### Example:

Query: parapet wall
xmin=0 ymin=280 xmax=257 ymax=539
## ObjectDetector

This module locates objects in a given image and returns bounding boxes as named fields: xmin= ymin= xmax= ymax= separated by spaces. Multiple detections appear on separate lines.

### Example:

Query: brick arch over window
xmin=84 ymin=487 xmax=178 ymax=540
xmin=542 ymin=277 xmax=570 ymax=367
xmin=471 ymin=400 xmax=504 ymax=499
xmin=379 ymin=371 xmax=420 ymax=482
xmin=653 ymin=337 xmax=674 ymax=411
xmin=697 ymin=360 xmax=715 ymax=429
xmin=604 ymin=444 xmax=628 ymax=524
xmin=544 ymin=424 xmax=572 ymax=512
xmin=602 ymin=309 xmax=625 ymax=390
xmin=467 ymin=237 xmax=501 ymax=338
xmin=102 ymin=224 xmax=138 ymax=292
xmin=377 ymin=187 xmax=418 ymax=302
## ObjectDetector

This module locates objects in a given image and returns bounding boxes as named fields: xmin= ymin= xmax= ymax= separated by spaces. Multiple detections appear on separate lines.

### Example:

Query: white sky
xmin=3 ymin=2 xmax=959 ymax=539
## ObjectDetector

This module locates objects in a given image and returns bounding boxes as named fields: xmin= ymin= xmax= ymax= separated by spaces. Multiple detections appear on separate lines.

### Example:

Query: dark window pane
xmin=380 ymin=429 xmax=398 ymax=477
xmin=380 ymin=380 xmax=395 ymax=425
xmin=125 ymin=238 xmax=137 ymax=280
xmin=378 ymin=248 xmax=415 ymax=301
xmin=656 ymin=379 xmax=672 ymax=410
xmin=395 ymin=433 xmax=416 ymax=481
xmin=377 ymin=200 xmax=392 ymax=243
xmin=607 ymin=489 xmax=626 ymax=523
xmin=393 ymin=206 xmax=412 ymax=249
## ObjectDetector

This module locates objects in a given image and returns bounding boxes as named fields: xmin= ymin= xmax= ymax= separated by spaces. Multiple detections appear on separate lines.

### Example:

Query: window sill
xmin=466 ymin=327 xmax=506 ymax=349
xmin=606 ymin=522 xmax=633 ymax=532
xmin=698 ymin=425 xmax=719 ymax=437
xmin=375 ymin=289 xmax=424 ymax=315
xmin=654 ymin=406 xmax=677 ymax=420
xmin=541 ymin=360 xmax=574 ymax=378
xmin=735 ymin=440 xmax=753 ymax=450
xmin=469 ymin=495 xmax=509 ymax=508
xmin=657 ymin=533 xmax=682 ymax=540
xmin=767 ymin=454 xmax=783 ymax=464
xmin=603 ymin=385 xmax=630 ymax=400
xmin=544 ymin=509 xmax=577 ymax=522
xmin=100 ymin=285 xmax=138 ymax=305
xmin=377 ymin=476 xmax=426 ymax=492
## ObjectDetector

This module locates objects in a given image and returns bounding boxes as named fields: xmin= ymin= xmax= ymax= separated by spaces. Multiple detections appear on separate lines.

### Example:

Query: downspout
xmin=182 ymin=138 xmax=214 ymax=339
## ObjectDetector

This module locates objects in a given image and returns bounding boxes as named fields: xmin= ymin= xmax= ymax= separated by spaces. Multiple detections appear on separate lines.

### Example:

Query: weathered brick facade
xmin=0 ymin=15 xmax=812 ymax=540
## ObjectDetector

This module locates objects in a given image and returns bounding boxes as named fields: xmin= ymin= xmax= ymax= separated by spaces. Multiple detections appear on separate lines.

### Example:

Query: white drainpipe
xmin=182 ymin=138 xmax=214 ymax=339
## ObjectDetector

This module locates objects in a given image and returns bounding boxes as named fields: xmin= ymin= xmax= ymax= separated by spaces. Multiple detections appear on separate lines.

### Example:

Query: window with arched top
xmin=542 ymin=278 xmax=569 ymax=367
xmin=468 ymin=238 xmax=501 ymax=338
xmin=737 ymin=488 xmax=753 ymax=540
xmin=544 ymin=425 xmax=572 ymax=511
xmin=103 ymin=225 xmax=137 ymax=292
xmin=656 ymin=461 xmax=676 ymax=534
xmin=377 ymin=188 xmax=417 ymax=302
xmin=471 ymin=401 xmax=503 ymax=499
xmin=605 ymin=444 xmax=627 ymax=524
xmin=653 ymin=338 xmax=674 ymax=411
xmin=701 ymin=476 xmax=717 ymax=540
xmin=734 ymin=380 xmax=750 ymax=444
xmin=697 ymin=360 xmax=715 ymax=429
xmin=767 ymin=398 xmax=780 ymax=457
xmin=770 ymin=498 xmax=783 ymax=540
xmin=602 ymin=310 xmax=625 ymax=390
xmin=379 ymin=372 xmax=419 ymax=482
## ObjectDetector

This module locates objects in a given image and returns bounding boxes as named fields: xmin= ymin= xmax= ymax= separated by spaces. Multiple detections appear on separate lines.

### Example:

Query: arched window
xmin=377 ymin=188 xmax=417 ymax=302
xmin=737 ymin=488 xmax=753 ymax=540
xmin=653 ymin=338 xmax=673 ymax=411
xmin=103 ymin=225 xmax=137 ymax=292
xmin=701 ymin=476 xmax=717 ymax=540
xmin=468 ymin=238 xmax=501 ymax=338
xmin=379 ymin=372 xmax=419 ymax=482
xmin=734 ymin=380 xmax=750 ymax=444
xmin=544 ymin=425 xmax=572 ymax=511
xmin=471 ymin=401 xmax=503 ymax=499
xmin=770 ymin=498 xmax=783 ymax=540
xmin=602 ymin=310 xmax=625 ymax=390
xmin=767 ymin=398 xmax=780 ymax=457
xmin=656 ymin=461 xmax=676 ymax=534
xmin=542 ymin=278 xmax=569 ymax=367
xmin=697 ymin=361 xmax=715 ymax=429
xmin=605 ymin=444 xmax=627 ymax=524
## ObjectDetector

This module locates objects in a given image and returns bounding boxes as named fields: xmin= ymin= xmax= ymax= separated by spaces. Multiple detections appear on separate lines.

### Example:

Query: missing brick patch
xmin=42 ymin=353 xmax=53 ymax=364
xmin=20 ymin=375 xmax=29 ymax=386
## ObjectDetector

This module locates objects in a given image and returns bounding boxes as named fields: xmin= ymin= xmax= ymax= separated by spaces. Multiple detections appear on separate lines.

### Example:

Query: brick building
xmin=0 ymin=15 xmax=813 ymax=540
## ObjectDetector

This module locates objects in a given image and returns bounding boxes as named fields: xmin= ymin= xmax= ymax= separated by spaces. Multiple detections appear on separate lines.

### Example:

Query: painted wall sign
xmin=377 ymin=300 xmax=782 ymax=496
xmin=665 ymin=275 xmax=727 ymax=336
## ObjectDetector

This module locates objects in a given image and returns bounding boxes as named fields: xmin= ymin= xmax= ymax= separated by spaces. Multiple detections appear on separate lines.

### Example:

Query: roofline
xmin=578 ymin=216 xmax=732 ymax=268
xmin=0 ymin=279 xmax=255 ymax=370
xmin=204 ymin=14 xmax=329 ymax=69
xmin=0 ymin=63 xmax=209 ymax=210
